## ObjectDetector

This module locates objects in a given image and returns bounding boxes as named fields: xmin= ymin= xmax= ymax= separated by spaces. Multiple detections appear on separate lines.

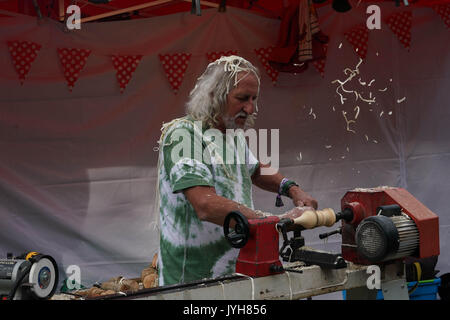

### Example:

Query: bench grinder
xmin=0 ymin=252 xmax=59 ymax=300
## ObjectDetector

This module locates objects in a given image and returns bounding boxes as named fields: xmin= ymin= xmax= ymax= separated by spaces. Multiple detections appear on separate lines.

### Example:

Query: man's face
xmin=218 ymin=72 xmax=259 ymax=131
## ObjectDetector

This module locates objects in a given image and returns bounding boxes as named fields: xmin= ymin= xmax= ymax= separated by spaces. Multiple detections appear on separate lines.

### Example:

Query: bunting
xmin=312 ymin=44 xmax=328 ymax=78
xmin=7 ymin=41 xmax=41 ymax=85
xmin=158 ymin=53 xmax=191 ymax=94
xmin=206 ymin=50 xmax=238 ymax=63
xmin=344 ymin=24 xmax=369 ymax=60
xmin=385 ymin=11 xmax=412 ymax=50
xmin=254 ymin=47 xmax=279 ymax=85
xmin=111 ymin=55 xmax=143 ymax=93
xmin=57 ymin=48 xmax=91 ymax=92
xmin=433 ymin=4 xmax=450 ymax=29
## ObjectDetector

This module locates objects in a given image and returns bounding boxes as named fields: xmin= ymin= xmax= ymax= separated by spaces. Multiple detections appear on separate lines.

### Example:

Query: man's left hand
xmin=288 ymin=186 xmax=318 ymax=209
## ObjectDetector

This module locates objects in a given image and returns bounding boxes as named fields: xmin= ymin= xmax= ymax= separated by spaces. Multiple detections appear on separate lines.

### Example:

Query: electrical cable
xmin=7 ymin=263 xmax=33 ymax=300
xmin=234 ymin=273 xmax=255 ymax=300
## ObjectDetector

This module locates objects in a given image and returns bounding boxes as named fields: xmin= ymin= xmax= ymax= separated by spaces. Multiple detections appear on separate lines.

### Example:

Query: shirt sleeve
xmin=162 ymin=122 xmax=215 ymax=193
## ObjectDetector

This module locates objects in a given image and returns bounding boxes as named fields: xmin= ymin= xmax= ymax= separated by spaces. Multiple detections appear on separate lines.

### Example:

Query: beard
xmin=222 ymin=111 xmax=257 ymax=130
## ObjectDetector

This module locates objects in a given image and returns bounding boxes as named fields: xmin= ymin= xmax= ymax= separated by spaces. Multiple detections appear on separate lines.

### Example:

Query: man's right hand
xmin=279 ymin=206 xmax=314 ymax=221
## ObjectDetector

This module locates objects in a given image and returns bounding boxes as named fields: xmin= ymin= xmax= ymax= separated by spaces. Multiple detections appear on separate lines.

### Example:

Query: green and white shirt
xmin=156 ymin=116 xmax=259 ymax=286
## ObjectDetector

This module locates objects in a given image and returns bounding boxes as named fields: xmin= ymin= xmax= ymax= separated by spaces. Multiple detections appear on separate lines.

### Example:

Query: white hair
xmin=186 ymin=55 xmax=261 ymax=128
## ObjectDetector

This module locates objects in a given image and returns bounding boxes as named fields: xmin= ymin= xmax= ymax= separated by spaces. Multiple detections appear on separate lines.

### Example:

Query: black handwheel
xmin=223 ymin=211 xmax=250 ymax=248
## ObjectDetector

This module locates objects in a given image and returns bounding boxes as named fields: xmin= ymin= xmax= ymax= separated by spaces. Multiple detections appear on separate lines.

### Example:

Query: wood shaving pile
xmin=69 ymin=253 xmax=159 ymax=299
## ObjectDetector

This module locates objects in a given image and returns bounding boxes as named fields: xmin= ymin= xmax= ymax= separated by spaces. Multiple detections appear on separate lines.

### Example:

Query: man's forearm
xmin=251 ymin=163 xmax=318 ymax=209
xmin=183 ymin=186 xmax=264 ymax=226
xmin=251 ymin=163 xmax=284 ymax=193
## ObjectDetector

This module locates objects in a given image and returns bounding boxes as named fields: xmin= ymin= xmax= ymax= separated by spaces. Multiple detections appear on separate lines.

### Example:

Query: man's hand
xmin=288 ymin=186 xmax=318 ymax=209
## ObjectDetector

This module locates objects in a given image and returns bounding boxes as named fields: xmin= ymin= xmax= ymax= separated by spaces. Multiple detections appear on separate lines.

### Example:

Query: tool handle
xmin=319 ymin=228 xmax=342 ymax=239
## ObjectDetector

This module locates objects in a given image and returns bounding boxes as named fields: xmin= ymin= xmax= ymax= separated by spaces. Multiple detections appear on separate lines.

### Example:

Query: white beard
xmin=222 ymin=112 xmax=256 ymax=130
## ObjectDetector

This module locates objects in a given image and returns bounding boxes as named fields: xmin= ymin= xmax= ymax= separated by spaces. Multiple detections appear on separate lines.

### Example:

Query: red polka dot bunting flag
xmin=7 ymin=41 xmax=41 ymax=85
xmin=158 ymin=53 xmax=191 ymax=94
xmin=312 ymin=44 xmax=328 ymax=78
xmin=433 ymin=4 xmax=450 ymax=29
xmin=57 ymin=47 xmax=91 ymax=92
xmin=111 ymin=55 xmax=143 ymax=93
xmin=206 ymin=50 xmax=238 ymax=63
xmin=254 ymin=47 xmax=279 ymax=85
xmin=385 ymin=11 xmax=412 ymax=50
xmin=344 ymin=24 xmax=369 ymax=60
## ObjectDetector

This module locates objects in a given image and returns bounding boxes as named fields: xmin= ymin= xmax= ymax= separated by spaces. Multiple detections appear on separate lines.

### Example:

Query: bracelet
xmin=281 ymin=180 xmax=299 ymax=197
xmin=275 ymin=179 xmax=299 ymax=207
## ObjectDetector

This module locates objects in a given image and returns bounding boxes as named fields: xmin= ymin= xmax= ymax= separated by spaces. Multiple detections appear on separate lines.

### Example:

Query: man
xmin=156 ymin=55 xmax=318 ymax=286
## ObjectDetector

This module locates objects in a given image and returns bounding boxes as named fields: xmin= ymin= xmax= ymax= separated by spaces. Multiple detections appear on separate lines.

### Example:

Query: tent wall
xmin=0 ymin=3 xmax=448 ymax=293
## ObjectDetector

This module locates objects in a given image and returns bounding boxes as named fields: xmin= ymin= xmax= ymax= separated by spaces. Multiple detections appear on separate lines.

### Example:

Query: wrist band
xmin=275 ymin=179 xmax=299 ymax=207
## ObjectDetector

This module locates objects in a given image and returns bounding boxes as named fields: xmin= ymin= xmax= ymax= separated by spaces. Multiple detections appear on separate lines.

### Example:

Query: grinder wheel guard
xmin=223 ymin=211 xmax=250 ymax=248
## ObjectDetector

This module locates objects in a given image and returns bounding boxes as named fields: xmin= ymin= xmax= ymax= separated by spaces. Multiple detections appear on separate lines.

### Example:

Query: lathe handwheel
xmin=223 ymin=211 xmax=250 ymax=248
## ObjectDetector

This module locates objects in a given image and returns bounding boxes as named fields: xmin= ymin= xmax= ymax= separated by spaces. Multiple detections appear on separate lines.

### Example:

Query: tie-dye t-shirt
xmin=156 ymin=116 xmax=259 ymax=286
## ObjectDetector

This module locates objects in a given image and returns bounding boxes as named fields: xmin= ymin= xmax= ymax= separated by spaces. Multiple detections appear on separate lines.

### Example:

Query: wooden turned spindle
xmin=292 ymin=208 xmax=336 ymax=229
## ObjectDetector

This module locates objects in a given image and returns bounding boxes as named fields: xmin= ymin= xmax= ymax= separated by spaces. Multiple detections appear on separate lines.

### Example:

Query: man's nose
xmin=242 ymin=100 xmax=255 ymax=115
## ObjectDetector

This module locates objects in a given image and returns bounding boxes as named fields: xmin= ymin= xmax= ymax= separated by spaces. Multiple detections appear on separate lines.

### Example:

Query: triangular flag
xmin=254 ymin=47 xmax=279 ymax=85
xmin=206 ymin=50 xmax=238 ymax=63
xmin=7 ymin=41 xmax=41 ymax=85
xmin=57 ymin=48 xmax=91 ymax=92
xmin=312 ymin=44 xmax=328 ymax=78
xmin=344 ymin=24 xmax=369 ymax=60
xmin=433 ymin=4 xmax=450 ymax=29
xmin=385 ymin=11 xmax=412 ymax=50
xmin=111 ymin=55 xmax=143 ymax=93
xmin=158 ymin=53 xmax=191 ymax=94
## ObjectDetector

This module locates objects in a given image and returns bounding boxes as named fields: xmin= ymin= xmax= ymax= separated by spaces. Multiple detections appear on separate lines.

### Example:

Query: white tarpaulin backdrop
xmin=0 ymin=3 xmax=449 ymax=296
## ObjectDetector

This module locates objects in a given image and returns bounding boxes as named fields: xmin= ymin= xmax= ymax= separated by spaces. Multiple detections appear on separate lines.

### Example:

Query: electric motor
xmin=355 ymin=213 xmax=420 ymax=263
xmin=0 ymin=252 xmax=59 ymax=300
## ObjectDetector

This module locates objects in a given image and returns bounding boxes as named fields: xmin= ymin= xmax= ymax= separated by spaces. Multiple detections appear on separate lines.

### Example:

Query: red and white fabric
xmin=344 ymin=24 xmax=369 ymax=60
xmin=433 ymin=4 xmax=450 ymax=29
xmin=111 ymin=55 xmax=143 ymax=93
xmin=158 ymin=53 xmax=191 ymax=94
xmin=57 ymin=48 xmax=91 ymax=92
xmin=7 ymin=41 xmax=41 ymax=85
xmin=254 ymin=47 xmax=279 ymax=84
xmin=385 ymin=11 xmax=412 ymax=50
xmin=312 ymin=44 xmax=328 ymax=78
xmin=206 ymin=50 xmax=238 ymax=63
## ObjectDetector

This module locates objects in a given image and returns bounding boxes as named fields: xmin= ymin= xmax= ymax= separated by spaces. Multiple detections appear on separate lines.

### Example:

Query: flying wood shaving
xmin=397 ymin=97 xmax=406 ymax=103
xmin=331 ymin=59 xmax=363 ymax=105
xmin=342 ymin=111 xmax=356 ymax=133
xmin=354 ymin=106 xmax=360 ymax=119
xmin=365 ymin=134 xmax=369 ymax=141
xmin=379 ymin=111 xmax=384 ymax=117
xmin=339 ymin=42 xmax=342 ymax=49
xmin=378 ymin=87 xmax=387 ymax=92
xmin=296 ymin=152 xmax=302 ymax=162
xmin=325 ymin=145 xmax=332 ymax=149
xmin=368 ymin=79 xmax=375 ymax=86
xmin=388 ymin=111 xmax=393 ymax=115
xmin=358 ymin=93 xmax=375 ymax=104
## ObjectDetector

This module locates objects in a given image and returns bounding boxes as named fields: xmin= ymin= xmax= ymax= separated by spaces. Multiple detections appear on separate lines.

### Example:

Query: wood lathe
xmin=59 ymin=187 xmax=440 ymax=300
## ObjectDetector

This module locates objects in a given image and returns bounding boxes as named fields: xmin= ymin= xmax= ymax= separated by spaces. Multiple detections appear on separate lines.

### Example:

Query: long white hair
xmin=186 ymin=55 xmax=261 ymax=128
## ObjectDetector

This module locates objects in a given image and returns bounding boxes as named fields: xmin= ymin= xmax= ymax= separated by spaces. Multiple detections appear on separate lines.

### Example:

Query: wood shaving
xmin=354 ymin=106 xmax=360 ymax=119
